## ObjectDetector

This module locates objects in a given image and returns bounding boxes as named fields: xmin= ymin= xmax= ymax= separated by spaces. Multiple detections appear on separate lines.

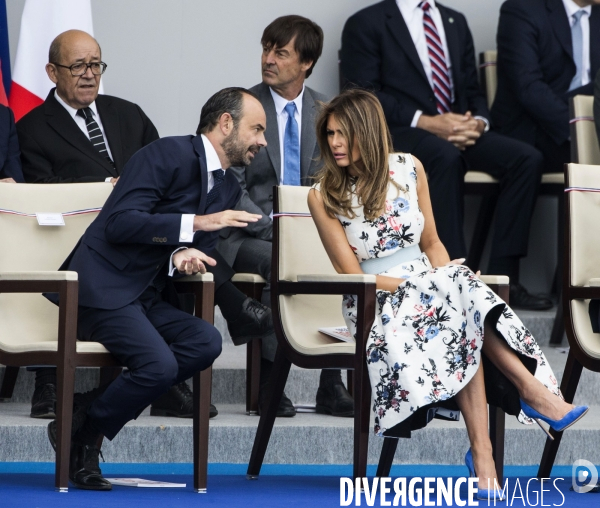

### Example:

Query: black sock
xmin=35 ymin=368 xmax=57 ymax=388
xmin=215 ymin=281 xmax=247 ymax=321
xmin=73 ymin=416 xmax=102 ymax=446
xmin=320 ymin=369 xmax=343 ymax=385
xmin=487 ymin=256 xmax=520 ymax=284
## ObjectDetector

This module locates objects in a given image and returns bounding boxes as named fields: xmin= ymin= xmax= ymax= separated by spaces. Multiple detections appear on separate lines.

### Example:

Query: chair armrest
xmin=173 ymin=273 xmax=214 ymax=283
xmin=589 ymin=278 xmax=600 ymax=287
xmin=0 ymin=271 xmax=78 ymax=281
xmin=232 ymin=273 xmax=267 ymax=284
xmin=479 ymin=275 xmax=509 ymax=285
xmin=297 ymin=274 xmax=377 ymax=283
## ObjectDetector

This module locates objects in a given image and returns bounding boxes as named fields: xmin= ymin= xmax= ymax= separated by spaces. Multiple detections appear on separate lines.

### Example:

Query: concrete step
xmin=0 ymin=403 xmax=598 ymax=467
xmin=2 ymin=307 xmax=592 ymax=408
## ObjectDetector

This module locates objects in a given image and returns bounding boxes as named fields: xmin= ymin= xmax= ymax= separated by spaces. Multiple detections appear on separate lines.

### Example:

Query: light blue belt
xmin=359 ymin=245 xmax=422 ymax=275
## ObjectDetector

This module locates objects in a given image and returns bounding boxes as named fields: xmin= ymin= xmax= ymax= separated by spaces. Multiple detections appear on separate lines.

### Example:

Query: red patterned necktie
xmin=421 ymin=1 xmax=452 ymax=114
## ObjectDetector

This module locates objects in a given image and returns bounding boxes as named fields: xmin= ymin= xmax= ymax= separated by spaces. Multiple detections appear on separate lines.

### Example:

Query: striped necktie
xmin=421 ymin=1 xmax=452 ymax=114
xmin=77 ymin=107 xmax=115 ymax=168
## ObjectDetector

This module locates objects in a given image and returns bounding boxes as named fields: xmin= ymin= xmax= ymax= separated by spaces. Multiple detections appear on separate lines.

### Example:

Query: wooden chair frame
xmin=538 ymin=164 xmax=600 ymax=478
xmin=0 ymin=273 xmax=214 ymax=493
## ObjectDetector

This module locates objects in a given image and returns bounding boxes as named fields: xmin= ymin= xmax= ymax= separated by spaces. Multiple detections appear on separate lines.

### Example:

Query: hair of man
xmin=197 ymin=87 xmax=259 ymax=135
xmin=315 ymin=88 xmax=402 ymax=221
xmin=261 ymin=15 xmax=324 ymax=78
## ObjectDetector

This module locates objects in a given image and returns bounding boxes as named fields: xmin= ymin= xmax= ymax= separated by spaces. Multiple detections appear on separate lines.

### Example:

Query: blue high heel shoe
xmin=519 ymin=400 xmax=589 ymax=440
xmin=465 ymin=448 xmax=506 ymax=502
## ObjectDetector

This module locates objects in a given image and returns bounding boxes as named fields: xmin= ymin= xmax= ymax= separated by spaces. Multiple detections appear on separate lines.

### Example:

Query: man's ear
xmin=46 ymin=63 xmax=59 ymax=84
xmin=300 ymin=60 xmax=313 ymax=74
xmin=219 ymin=112 xmax=234 ymax=136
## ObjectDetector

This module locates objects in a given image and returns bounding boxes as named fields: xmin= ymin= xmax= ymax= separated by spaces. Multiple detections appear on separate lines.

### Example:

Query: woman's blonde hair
xmin=315 ymin=88 xmax=399 ymax=220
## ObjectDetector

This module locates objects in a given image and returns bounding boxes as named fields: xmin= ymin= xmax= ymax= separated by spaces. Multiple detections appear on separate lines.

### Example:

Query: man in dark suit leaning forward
xmin=48 ymin=87 xmax=266 ymax=490
xmin=219 ymin=15 xmax=354 ymax=418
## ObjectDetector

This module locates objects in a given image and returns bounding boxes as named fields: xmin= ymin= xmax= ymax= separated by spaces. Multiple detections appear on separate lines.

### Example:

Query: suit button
xmin=268 ymin=194 xmax=273 ymax=201
xmin=161 ymin=237 xmax=167 ymax=243
xmin=181 ymin=232 xmax=189 ymax=240
xmin=429 ymin=97 xmax=434 ymax=102
xmin=152 ymin=237 xmax=158 ymax=242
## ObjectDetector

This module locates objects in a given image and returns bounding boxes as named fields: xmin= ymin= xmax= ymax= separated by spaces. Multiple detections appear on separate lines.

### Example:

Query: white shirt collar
xmin=269 ymin=85 xmax=304 ymax=117
xmin=398 ymin=0 xmax=437 ymax=13
xmin=200 ymin=134 xmax=222 ymax=173
xmin=562 ymin=0 xmax=592 ymax=19
xmin=54 ymin=89 xmax=99 ymax=120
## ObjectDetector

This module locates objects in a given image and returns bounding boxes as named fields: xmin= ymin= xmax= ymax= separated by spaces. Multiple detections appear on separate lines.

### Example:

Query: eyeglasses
xmin=52 ymin=61 xmax=107 ymax=76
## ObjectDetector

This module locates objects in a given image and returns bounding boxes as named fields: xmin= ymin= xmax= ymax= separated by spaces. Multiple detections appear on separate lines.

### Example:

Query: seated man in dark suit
xmin=17 ymin=29 xmax=270 ymax=421
xmin=492 ymin=0 xmax=600 ymax=174
xmin=47 ymin=87 xmax=266 ymax=490
xmin=0 ymin=103 xmax=23 ymax=183
xmin=341 ymin=0 xmax=548 ymax=310
xmin=219 ymin=15 xmax=354 ymax=418
xmin=595 ymin=68 xmax=600 ymax=142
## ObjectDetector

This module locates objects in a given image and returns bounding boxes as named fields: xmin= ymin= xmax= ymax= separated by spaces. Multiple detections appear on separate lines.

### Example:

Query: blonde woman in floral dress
xmin=307 ymin=89 xmax=587 ymax=499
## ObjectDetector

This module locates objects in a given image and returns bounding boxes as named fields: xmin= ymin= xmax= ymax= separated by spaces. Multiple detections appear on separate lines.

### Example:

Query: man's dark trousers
xmin=78 ymin=286 xmax=221 ymax=440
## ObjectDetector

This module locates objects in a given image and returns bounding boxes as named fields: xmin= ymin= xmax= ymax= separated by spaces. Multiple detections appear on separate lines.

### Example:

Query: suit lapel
xmin=44 ymin=90 xmax=117 ymax=178
xmin=384 ymin=0 xmax=430 ymax=89
xmin=300 ymin=87 xmax=318 ymax=183
xmin=438 ymin=4 xmax=461 ymax=94
xmin=96 ymin=96 xmax=123 ymax=175
xmin=546 ymin=0 xmax=574 ymax=62
xmin=257 ymin=83 xmax=281 ymax=184
xmin=193 ymin=135 xmax=209 ymax=215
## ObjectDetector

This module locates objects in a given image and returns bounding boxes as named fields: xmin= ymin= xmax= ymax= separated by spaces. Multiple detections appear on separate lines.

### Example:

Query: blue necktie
xmin=569 ymin=10 xmax=585 ymax=92
xmin=206 ymin=169 xmax=225 ymax=208
xmin=283 ymin=102 xmax=300 ymax=186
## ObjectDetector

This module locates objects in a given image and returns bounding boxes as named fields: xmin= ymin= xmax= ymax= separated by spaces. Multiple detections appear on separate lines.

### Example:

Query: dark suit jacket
xmin=57 ymin=135 xmax=241 ymax=310
xmin=340 ymin=0 xmax=489 ymax=130
xmin=217 ymin=82 xmax=327 ymax=265
xmin=492 ymin=0 xmax=600 ymax=147
xmin=0 ymin=104 xmax=23 ymax=182
xmin=595 ymin=69 xmax=600 ymax=144
xmin=17 ymin=88 xmax=159 ymax=183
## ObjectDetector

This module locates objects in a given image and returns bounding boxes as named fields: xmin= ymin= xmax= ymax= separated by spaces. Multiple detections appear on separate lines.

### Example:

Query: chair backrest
xmin=0 ymin=183 xmax=112 ymax=349
xmin=274 ymin=185 xmax=353 ymax=356
xmin=565 ymin=163 xmax=600 ymax=359
xmin=570 ymin=95 xmax=600 ymax=165
xmin=479 ymin=50 xmax=497 ymax=109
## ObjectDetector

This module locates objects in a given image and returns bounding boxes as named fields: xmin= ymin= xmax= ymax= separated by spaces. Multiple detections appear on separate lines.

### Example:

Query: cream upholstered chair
xmin=0 ymin=183 xmax=214 ymax=492
xmin=538 ymin=163 xmax=600 ymax=477
xmin=570 ymin=95 xmax=600 ymax=165
xmin=548 ymin=96 xmax=600 ymax=344
xmin=246 ymin=185 xmax=508 ymax=482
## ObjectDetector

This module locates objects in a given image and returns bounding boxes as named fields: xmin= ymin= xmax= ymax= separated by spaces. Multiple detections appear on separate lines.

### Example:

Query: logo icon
xmin=572 ymin=459 xmax=598 ymax=493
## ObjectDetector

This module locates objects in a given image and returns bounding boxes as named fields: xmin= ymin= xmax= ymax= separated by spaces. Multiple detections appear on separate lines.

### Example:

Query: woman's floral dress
xmin=336 ymin=154 xmax=559 ymax=437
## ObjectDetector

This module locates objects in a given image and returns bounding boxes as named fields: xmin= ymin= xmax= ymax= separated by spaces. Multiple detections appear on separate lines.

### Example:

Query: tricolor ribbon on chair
xmin=569 ymin=116 xmax=594 ymax=124
xmin=0 ymin=207 xmax=102 ymax=217
xmin=564 ymin=187 xmax=600 ymax=193
xmin=272 ymin=212 xmax=312 ymax=218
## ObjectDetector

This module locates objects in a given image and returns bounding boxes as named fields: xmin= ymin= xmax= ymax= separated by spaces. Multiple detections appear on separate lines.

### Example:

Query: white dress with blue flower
xmin=337 ymin=154 xmax=559 ymax=437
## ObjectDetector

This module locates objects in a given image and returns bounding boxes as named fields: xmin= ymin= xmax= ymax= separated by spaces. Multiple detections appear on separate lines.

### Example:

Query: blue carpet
xmin=0 ymin=465 xmax=598 ymax=507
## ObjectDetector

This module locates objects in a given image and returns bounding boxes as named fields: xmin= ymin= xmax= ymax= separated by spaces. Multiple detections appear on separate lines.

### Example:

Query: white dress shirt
xmin=396 ymin=0 xmax=488 ymax=131
xmin=54 ymin=91 xmax=115 ymax=181
xmin=562 ymin=0 xmax=592 ymax=87
xmin=169 ymin=134 xmax=223 ymax=275
xmin=269 ymin=85 xmax=304 ymax=184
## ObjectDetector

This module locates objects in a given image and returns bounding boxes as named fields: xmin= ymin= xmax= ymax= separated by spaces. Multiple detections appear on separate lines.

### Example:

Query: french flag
xmin=8 ymin=0 xmax=101 ymax=121
xmin=0 ymin=0 xmax=10 ymax=106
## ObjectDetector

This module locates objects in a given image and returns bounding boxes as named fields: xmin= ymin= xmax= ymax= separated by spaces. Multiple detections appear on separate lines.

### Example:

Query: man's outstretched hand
xmin=173 ymin=248 xmax=217 ymax=275
xmin=193 ymin=210 xmax=262 ymax=232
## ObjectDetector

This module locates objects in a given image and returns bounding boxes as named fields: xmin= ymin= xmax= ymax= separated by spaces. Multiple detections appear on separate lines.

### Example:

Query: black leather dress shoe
xmin=509 ymin=283 xmax=553 ymax=311
xmin=227 ymin=298 xmax=273 ymax=346
xmin=150 ymin=382 xmax=218 ymax=418
xmin=316 ymin=379 xmax=354 ymax=417
xmin=258 ymin=389 xmax=297 ymax=418
xmin=30 ymin=383 xmax=56 ymax=419
xmin=69 ymin=443 xmax=112 ymax=491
